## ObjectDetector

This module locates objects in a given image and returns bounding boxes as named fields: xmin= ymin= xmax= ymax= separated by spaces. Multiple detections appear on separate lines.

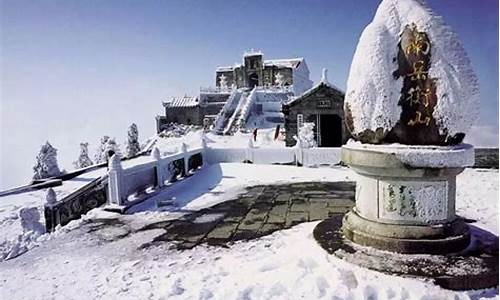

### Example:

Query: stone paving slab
xmin=136 ymin=181 xmax=355 ymax=250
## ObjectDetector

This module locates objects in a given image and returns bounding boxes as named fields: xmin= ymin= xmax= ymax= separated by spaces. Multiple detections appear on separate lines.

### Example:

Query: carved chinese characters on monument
xmin=344 ymin=23 xmax=468 ymax=145
xmin=385 ymin=24 xmax=464 ymax=145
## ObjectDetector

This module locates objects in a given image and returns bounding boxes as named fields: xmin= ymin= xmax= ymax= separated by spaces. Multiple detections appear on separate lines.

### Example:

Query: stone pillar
xmin=45 ymin=188 xmax=57 ymax=206
xmin=181 ymin=143 xmax=189 ymax=176
xmin=151 ymin=147 xmax=164 ymax=188
xmin=294 ymin=143 xmax=303 ymax=166
xmin=44 ymin=188 xmax=57 ymax=232
xmin=246 ymin=137 xmax=254 ymax=163
xmin=341 ymin=142 xmax=474 ymax=254
xmin=107 ymin=154 xmax=125 ymax=206
xmin=201 ymin=134 xmax=208 ymax=167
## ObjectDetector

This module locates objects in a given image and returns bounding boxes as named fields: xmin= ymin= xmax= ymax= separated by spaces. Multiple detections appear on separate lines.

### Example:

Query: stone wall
xmin=474 ymin=148 xmax=499 ymax=169
xmin=161 ymin=107 xmax=201 ymax=128
xmin=263 ymin=67 xmax=293 ymax=86
xmin=216 ymin=64 xmax=294 ymax=89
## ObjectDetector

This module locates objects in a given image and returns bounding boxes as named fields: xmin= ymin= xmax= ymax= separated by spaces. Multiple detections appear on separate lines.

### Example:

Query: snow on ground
xmin=129 ymin=163 xmax=354 ymax=214
xmin=0 ymin=167 xmax=107 ymax=261
xmin=456 ymin=168 xmax=499 ymax=235
xmin=152 ymin=126 xmax=285 ymax=156
xmin=0 ymin=165 xmax=497 ymax=299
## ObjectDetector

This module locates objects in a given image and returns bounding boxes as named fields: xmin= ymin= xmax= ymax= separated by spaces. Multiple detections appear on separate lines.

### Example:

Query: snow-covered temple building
xmin=215 ymin=50 xmax=313 ymax=95
xmin=156 ymin=51 xmax=314 ymax=134
xmin=283 ymin=69 xmax=347 ymax=147
xmin=157 ymin=52 xmax=346 ymax=146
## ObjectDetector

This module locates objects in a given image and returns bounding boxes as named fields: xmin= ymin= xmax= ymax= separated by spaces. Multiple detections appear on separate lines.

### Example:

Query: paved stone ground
xmin=139 ymin=181 xmax=355 ymax=250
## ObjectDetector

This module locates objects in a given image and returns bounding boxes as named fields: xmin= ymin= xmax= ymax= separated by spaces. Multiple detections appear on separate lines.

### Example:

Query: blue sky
xmin=1 ymin=0 xmax=498 ymax=189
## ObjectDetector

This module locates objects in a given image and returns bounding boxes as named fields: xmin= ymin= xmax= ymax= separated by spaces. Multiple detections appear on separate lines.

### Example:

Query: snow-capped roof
xmin=284 ymin=69 xmax=344 ymax=107
xmin=216 ymin=66 xmax=234 ymax=72
xmin=216 ymin=57 xmax=305 ymax=72
xmin=163 ymin=96 xmax=199 ymax=108
xmin=243 ymin=49 xmax=263 ymax=56
xmin=264 ymin=58 xmax=303 ymax=69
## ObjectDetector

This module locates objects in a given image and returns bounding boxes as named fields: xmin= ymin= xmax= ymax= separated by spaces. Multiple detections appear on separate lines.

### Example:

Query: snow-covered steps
xmin=212 ymin=89 xmax=244 ymax=135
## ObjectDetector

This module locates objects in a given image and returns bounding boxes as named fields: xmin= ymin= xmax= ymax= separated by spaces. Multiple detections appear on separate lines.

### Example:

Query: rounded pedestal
xmin=341 ymin=141 xmax=474 ymax=254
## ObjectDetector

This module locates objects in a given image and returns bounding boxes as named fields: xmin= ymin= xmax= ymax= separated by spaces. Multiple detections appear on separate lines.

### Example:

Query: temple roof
xmin=263 ymin=58 xmax=303 ymax=69
xmin=216 ymin=58 xmax=304 ymax=72
xmin=284 ymin=70 xmax=344 ymax=107
xmin=163 ymin=96 xmax=199 ymax=108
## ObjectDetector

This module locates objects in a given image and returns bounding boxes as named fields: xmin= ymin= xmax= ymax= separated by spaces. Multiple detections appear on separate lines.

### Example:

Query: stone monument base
xmin=313 ymin=215 xmax=499 ymax=290
xmin=341 ymin=142 xmax=475 ymax=254
xmin=342 ymin=209 xmax=470 ymax=254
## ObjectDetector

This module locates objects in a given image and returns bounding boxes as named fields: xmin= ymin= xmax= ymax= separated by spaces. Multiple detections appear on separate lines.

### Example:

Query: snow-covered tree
xmin=126 ymin=123 xmax=141 ymax=158
xmin=33 ymin=141 xmax=61 ymax=180
xmin=73 ymin=142 xmax=93 ymax=169
xmin=94 ymin=136 xmax=110 ymax=164
xmin=297 ymin=122 xmax=317 ymax=148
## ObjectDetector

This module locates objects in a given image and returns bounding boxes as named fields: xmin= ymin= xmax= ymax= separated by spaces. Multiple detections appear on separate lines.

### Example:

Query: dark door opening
xmin=319 ymin=114 xmax=342 ymax=147
xmin=249 ymin=73 xmax=259 ymax=88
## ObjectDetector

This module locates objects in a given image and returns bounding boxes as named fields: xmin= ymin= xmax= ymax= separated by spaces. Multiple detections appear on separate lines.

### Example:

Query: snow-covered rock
xmin=345 ymin=0 xmax=479 ymax=145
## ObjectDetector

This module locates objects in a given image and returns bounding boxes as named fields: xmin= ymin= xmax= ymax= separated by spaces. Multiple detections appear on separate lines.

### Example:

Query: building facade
xmin=156 ymin=51 xmax=314 ymax=133
xmin=215 ymin=51 xmax=312 ymax=96
xmin=282 ymin=71 xmax=347 ymax=147
xmin=156 ymin=92 xmax=231 ymax=132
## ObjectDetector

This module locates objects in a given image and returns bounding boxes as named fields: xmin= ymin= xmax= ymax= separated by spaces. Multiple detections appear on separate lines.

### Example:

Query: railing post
xmin=201 ymin=134 xmax=208 ymax=167
xmin=44 ymin=188 xmax=57 ymax=232
xmin=151 ymin=147 xmax=164 ymax=188
xmin=181 ymin=143 xmax=189 ymax=176
xmin=246 ymin=137 xmax=254 ymax=163
xmin=108 ymin=154 xmax=125 ymax=206
xmin=295 ymin=143 xmax=303 ymax=166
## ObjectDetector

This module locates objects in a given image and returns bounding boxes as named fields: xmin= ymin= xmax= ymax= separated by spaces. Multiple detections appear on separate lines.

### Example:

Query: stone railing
xmin=473 ymin=148 xmax=499 ymax=169
xmin=205 ymin=140 xmax=341 ymax=167
xmin=42 ymin=138 xmax=339 ymax=231
xmin=213 ymin=89 xmax=239 ymax=133
xmin=236 ymin=87 xmax=258 ymax=132
xmin=106 ymin=143 xmax=205 ymax=212
xmin=44 ymin=176 xmax=108 ymax=232
xmin=255 ymin=85 xmax=293 ymax=93
xmin=200 ymin=86 xmax=234 ymax=94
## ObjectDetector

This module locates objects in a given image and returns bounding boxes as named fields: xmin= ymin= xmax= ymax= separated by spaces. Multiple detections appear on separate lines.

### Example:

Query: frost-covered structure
xmin=73 ymin=142 xmax=93 ymax=169
xmin=215 ymin=51 xmax=313 ymax=95
xmin=344 ymin=0 xmax=479 ymax=145
xmin=33 ymin=141 xmax=61 ymax=180
xmin=283 ymin=69 xmax=346 ymax=147
xmin=105 ymin=138 xmax=122 ymax=159
xmin=296 ymin=122 xmax=317 ymax=148
xmin=94 ymin=136 xmax=110 ymax=164
xmin=156 ymin=51 xmax=314 ymax=135
xmin=95 ymin=136 xmax=121 ymax=163
xmin=126 ymin=123 xmax=141 ymax=157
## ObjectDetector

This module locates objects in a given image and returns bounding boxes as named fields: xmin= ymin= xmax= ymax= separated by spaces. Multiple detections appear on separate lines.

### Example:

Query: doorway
xmin=249 ymin=73 xmax=259 ymax=88
xmin=319 ymin=114 xmax=342 ymax=147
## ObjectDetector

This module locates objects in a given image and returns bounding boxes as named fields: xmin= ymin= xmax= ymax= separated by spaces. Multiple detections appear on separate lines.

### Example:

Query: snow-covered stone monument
xmin=314 ymin=0 xmax=497 ymax=290
xmin=342 ymin=0 xmax=478 ymax=254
